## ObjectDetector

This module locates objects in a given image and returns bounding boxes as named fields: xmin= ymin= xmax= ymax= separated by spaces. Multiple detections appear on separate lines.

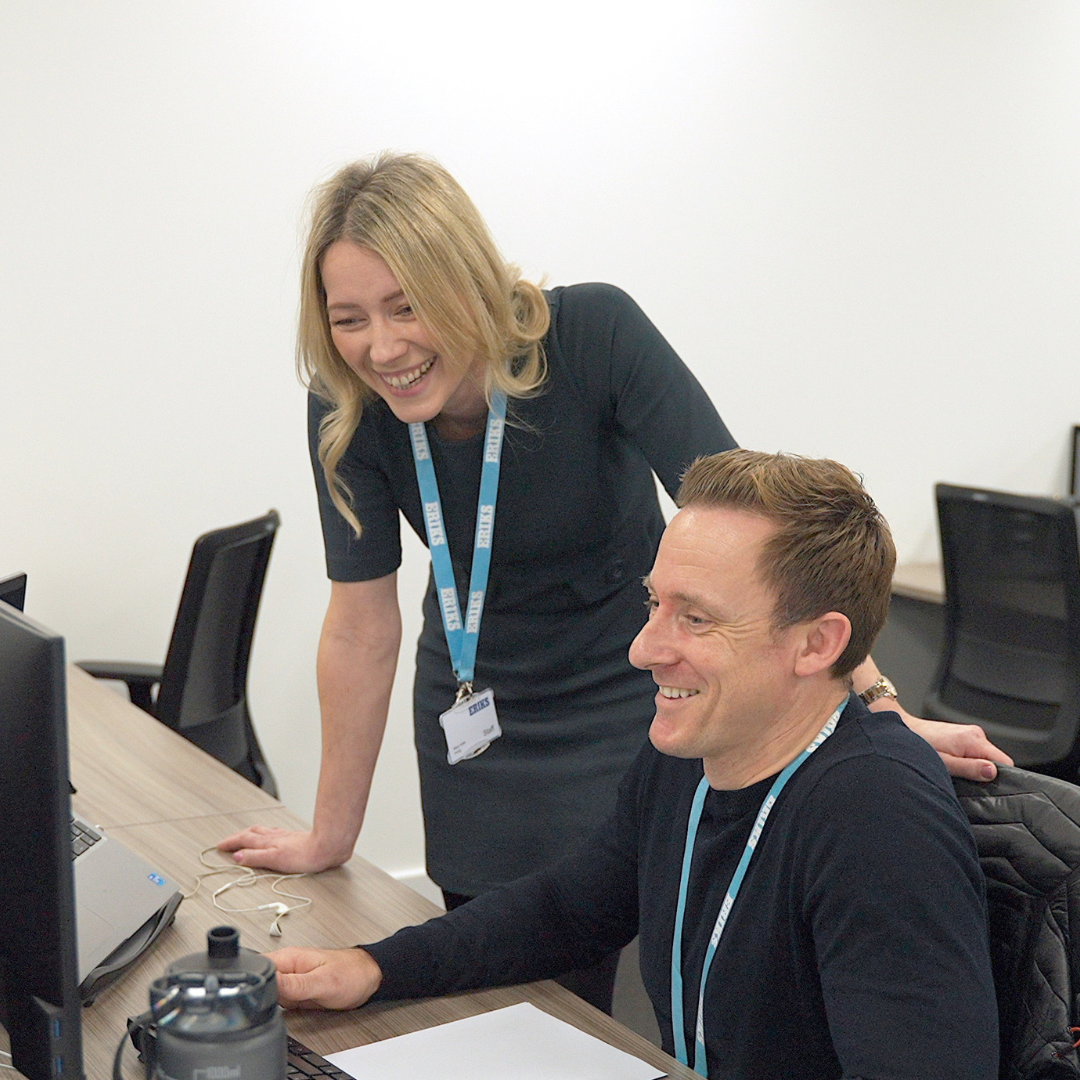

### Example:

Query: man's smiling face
xmin=629 ymin=505 xmax=807 ymax=765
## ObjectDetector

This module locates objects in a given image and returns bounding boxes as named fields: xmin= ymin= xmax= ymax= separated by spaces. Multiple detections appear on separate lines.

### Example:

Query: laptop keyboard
xmin=71 ymin=818 xmax=102 ymax=860
xmin=287 ymin=1036 xmax=352 ymax=1078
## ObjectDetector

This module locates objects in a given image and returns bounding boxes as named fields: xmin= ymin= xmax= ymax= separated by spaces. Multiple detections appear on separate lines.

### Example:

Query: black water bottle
xmin=148 ymin=926 xmax=286 ymax=1080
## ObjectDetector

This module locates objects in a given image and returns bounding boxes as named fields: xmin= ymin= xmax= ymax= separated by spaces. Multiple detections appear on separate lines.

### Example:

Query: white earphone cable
xmin=187 ymin=847 xmax=312 ymax=937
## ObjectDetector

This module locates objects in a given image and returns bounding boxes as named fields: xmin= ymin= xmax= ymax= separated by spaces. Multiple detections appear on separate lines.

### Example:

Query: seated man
xmin=270 ymin=449 xmax=999 ymax=1080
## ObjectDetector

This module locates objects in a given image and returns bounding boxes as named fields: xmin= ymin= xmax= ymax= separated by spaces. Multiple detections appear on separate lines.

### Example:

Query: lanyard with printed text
xmin=670 ymin=696 xmax=848 ymax=1076
xmin=409 ymin=391 xmax=506 ymax=694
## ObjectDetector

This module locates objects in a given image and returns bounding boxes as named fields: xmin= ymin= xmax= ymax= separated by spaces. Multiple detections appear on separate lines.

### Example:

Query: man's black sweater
xmin=365 ymin=700 xmax=999 ymax=1080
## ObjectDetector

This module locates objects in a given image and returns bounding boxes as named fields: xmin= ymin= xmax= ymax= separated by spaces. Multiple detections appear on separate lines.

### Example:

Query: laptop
xmin=0 ymin=573 xmax=184 ymax=1002
xmin=70 ymin=815 xmax=183 ymax=1000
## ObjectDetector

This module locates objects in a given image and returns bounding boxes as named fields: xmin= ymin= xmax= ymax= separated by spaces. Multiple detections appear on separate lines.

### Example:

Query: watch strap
xmin=858 ymin=675 xmax=898 ymax=706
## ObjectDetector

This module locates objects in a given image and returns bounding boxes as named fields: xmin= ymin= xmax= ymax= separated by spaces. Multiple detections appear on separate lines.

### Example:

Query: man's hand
xmin=216 ymin=826 xmax=351 ymax=873
xmin=268 ymin=946 xmax=383 ymax=1010
xmin=887 ymin=704 xmax=1014 ymax=781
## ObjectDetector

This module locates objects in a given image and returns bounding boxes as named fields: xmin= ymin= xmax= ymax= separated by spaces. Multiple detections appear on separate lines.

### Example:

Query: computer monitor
xmin=0 ymin=574 xmax=27 ymax=613
xmin=0 ymin=603 xmax=84 ymax=1079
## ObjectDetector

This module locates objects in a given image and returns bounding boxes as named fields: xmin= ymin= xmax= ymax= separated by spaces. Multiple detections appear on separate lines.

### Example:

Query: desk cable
xmin=185 ymin=847 xmax=312 ymax=938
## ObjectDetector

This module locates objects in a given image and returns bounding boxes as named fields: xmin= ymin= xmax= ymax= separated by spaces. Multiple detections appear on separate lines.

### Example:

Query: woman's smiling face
xmin=321 ymin=240 xmax=484 ymax=426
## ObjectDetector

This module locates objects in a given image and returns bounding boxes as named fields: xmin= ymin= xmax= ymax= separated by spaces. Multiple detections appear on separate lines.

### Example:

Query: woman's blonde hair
xmin=297 ymin=152 xmax=550 ymax=537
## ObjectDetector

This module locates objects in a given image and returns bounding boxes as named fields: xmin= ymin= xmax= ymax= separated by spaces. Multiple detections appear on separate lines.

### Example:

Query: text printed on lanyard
xmin=409 ymin=391 xmax=506 ymax=688
xmin=669 ymin=696 xmax=847 ymax=1076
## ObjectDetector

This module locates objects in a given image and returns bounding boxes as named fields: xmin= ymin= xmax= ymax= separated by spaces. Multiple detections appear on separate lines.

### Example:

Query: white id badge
xmin=439 ymin=688 xmax=501 ymax=765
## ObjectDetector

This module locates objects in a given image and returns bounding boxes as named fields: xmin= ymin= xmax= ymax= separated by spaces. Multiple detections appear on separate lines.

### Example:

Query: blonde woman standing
xmin=220 ymin=154 xmax=1009 ymax=1012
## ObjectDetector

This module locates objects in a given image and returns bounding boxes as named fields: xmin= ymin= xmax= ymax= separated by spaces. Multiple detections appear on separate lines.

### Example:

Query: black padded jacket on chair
xmin=954 ymin=767 xmax=1080 ymax=1079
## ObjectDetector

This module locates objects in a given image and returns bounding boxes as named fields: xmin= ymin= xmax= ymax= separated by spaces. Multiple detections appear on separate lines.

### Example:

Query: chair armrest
xmin=75 ymin=661 xmax=164 ymax=714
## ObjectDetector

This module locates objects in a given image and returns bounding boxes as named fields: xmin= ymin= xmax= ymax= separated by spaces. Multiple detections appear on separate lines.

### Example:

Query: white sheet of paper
xmin=325 ymin=1002 xmax=667 ymax=1080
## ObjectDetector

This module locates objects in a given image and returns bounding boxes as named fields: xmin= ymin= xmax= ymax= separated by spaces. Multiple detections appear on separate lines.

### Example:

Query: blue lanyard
xmin=670 ymin=697 xmax=847 ymax=1076
xmin=409 ymin=391 xmax=506 ymax=689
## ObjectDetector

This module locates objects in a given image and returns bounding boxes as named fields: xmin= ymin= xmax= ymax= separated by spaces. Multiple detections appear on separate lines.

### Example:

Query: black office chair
xmin=77 ymin=511 xmax=281 ymax=797
xmin=924 ymin=484 xmax=1080 ymax=777
xmin=0 ymin=573 xmax=27 ymax=612
xmin=954 ymin=768 xmax=1080 ymax=1078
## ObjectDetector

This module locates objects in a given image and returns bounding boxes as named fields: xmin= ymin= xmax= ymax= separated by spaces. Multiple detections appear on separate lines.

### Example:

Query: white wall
xmin=2 ymin=2 xmax=1078 ymax=883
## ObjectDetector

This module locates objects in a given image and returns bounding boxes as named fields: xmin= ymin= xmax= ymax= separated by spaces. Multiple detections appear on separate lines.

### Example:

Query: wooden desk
xmin=67 ymin=665 xmax=280 ymax=828
xmin=61 ymin=667 xmax=694 ymax=1079
xmin=876 ymin=564 xmax=946 ymax=712
xmin=891 ymin=562 xmax=944 ymax=605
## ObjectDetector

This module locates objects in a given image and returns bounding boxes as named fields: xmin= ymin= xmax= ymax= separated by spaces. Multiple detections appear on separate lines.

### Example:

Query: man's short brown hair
xmin=677 ymin=450 xmax=896 ymax=678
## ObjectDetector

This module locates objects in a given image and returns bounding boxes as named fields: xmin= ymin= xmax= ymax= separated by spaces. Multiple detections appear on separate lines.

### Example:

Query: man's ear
xmin=792 ymin=612 xmax=851 ymax=677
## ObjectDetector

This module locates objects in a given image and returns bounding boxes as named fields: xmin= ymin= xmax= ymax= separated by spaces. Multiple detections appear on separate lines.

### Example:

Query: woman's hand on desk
xmin=216 ymin=825 xmax=351 ymax=873
xmin=269 ymin=946 xmax=382 ymax=1010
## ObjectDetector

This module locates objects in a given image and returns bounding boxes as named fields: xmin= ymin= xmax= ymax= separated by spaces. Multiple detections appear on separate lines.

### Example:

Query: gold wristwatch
xmin=858 ymin=675 xmax=898 ymax=706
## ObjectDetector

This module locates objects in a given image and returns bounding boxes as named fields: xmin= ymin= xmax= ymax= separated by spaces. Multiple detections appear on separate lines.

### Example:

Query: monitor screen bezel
xmin=0 ymin=603 xmax=83 ymax=1079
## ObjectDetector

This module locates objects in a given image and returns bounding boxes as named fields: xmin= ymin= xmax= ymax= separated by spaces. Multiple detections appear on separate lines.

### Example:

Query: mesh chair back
xmin=926 ymin=485 xmax=1080 ymax=769
xmin=154 ymin=511 xmax=279 ymax=788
